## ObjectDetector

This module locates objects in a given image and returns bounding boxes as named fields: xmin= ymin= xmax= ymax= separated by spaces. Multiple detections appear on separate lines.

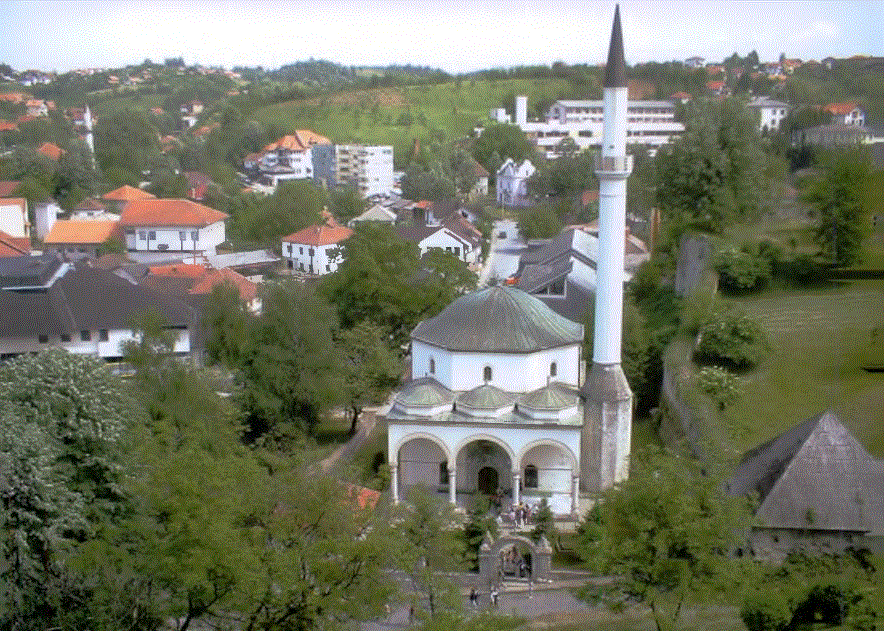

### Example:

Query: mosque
xmin=386 ymin=7 xmax=634 ymax=515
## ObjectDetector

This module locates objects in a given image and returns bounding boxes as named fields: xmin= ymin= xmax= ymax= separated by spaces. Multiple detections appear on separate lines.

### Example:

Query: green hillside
xmin=251 ymin=77 xmax=577 ymax=165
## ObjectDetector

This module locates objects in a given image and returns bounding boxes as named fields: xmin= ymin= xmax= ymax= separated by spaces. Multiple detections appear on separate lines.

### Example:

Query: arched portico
xmin=454 ymin=435 xmax=515 ymax=509
xmin=392 ymin=432 xmax=452 ymax=505
xmin=517 ymin=439 xmax=579 ymax=515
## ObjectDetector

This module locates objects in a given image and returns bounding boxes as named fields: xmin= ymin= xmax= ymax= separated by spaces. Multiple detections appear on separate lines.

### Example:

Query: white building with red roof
xmin=119 ymin=199 xmax=228 ymax=255
xmin=258 ymin=131 xmax=331 ymax=188
xmin=824 ymin=102 xmax=865 ymax=127
xmin=281 ymin=213 xmax=352 ymax=275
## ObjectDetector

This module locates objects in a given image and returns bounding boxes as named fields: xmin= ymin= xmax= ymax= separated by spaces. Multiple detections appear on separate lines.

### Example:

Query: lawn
xmin=90 ymin=92 xmax=167 ymax=118
xmin=251 ymin=77 xmax=576 ymax=165
xmin=724 ymin=280 xmax=884 ymax=457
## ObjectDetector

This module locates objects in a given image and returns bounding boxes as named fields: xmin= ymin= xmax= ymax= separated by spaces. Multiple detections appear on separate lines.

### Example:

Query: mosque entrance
xmin=477 ymin=466 xmax=498 ymax=495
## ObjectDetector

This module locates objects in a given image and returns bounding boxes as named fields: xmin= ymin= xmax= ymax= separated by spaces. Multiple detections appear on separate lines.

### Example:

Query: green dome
xmin=394 ymin=377 xmax=454 ymax=408
xmin=519 ymin=382 xmax=578 ymax=411
xmin=457 ymin=384 xmax=517 ymax=411
xmin=412 ymin=286 xmax=583 ymax=352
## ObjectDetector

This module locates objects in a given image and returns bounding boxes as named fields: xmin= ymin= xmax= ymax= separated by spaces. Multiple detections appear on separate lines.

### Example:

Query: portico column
xmin=448 ymin=466 xmax=457 ymax=506
xmin=391 ymin=464 xmax=399 ymax=504
xmin=571 ymin=474 xmax=579 ymax=515
xmin=512 ymin=472 xmax=521 ymax=506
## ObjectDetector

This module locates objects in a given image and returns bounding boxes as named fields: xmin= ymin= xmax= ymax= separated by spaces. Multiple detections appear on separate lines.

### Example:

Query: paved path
xmin=317 ymin=406 xmax=381 ymax=473
xmin=480 ymin=219 xmax=526 ymax=287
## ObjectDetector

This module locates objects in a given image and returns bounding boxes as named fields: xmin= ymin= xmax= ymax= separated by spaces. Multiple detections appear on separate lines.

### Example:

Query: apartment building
xmin=334 ymin=144 xmax=394 ymax=198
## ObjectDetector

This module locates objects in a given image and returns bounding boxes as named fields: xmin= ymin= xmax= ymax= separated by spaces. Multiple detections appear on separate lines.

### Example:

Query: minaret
xmin=581 ymin=5 xmax=633 ymax=493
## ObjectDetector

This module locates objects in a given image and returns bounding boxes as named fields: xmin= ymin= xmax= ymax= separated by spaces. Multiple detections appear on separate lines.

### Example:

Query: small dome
xmin=457 ymin=383 xmax=517 ymax=411
xmin=393 ymin=377 xmax=454 ymax=408
xmin=411 ymin=285 xmax=583 ymax=353
xmin=519 ymin=382 xmax=578 ymax=412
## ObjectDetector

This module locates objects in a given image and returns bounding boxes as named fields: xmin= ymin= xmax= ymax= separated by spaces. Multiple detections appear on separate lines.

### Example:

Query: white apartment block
xmin=335 ymin=145 xmax=394 ymax=198
xmin=747 ymin=97 xmax=791 ymax=132
xmin=491 ymin=95 xmax=684 ymax=158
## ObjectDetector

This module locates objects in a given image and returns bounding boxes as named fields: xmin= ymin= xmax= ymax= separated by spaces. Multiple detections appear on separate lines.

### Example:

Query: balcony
xmin=594 ymin=155 xmax=633 ymax=174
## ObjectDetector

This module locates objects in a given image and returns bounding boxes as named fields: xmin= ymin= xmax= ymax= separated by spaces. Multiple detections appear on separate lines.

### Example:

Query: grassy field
xmin=251 ymin=77 xmax=576 ymax=164
xmin=723 ymin=280 xmax=884 ymax=457
xmin=90 ymin=92 xmax=167 ymax=118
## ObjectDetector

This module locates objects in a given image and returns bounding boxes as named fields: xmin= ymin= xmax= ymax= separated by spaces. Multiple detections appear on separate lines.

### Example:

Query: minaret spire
xmin=604 ymin=5 xmax=627 ymax=88
xmin=581 ymin=5 xmax=633 ymax=494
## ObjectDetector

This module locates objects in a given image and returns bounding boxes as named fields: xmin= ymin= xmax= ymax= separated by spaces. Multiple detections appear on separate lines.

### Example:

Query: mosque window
xmin=524 ymin=464 xmax=538 ymax=488
xmin=439 ymin=461 xmax=449 ymax=485
xmin=429 ymin=357 xmax=435 ymax=374
xmin=550 ymin=362 xmax=557 ymax=377
xmin=483 ymin=365 xmax=492 ymax=382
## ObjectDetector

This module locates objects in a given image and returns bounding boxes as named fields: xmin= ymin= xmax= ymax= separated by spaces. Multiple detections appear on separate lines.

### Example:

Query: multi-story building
xmin=489 ymin=95 xmax=684 ymax=158
xmin=747 ymin=97 xmax=791 ymax=132
xmin=281 ymin=213 xmax=353 ymax=275
xmin=824 ymin=102 xmax=866 ymax=127
xmin=334 ymin=144 xmax=394 ymax=198
xmin=120 ymin=199 xmax=228 ymax=255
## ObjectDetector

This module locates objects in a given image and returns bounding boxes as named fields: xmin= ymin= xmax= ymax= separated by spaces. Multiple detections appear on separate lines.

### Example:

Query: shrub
xmin=715 ymin=245 xmax=772 ymax=293
xmin=776 ymin=253 xmax=829 ymax=287
xmin=741 ymin=589 xmax=797 ymax=631
xmin=793 ymin=582 xmax=852 ymax=626
xmin=696 ymin=365 xmax=744 ymax=410
xmin=694 ymin=302 xmax=767 ymax=370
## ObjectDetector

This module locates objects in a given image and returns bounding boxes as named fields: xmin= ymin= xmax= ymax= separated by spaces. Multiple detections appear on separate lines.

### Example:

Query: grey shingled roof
xmin=393 ymin=377 xmax=454 ymax=408
xmin=412 ymin=285 xmax=583 ymax=352
xmin=728 ymin=410 xmax=884 ymax=534
xmin=457 ymin=384 xmax=517 ymax=411
xmin=0 ymin=263 xmax=194 ymax=338
xmin=517 ymin=259 xmax=572 ymax=293
xmin=519 ymin=382 xmax=579 ymax=411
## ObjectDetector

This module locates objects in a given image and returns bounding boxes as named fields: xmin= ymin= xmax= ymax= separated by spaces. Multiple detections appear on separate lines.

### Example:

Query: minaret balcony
xmin=594 ymin=155 xmax=633 ymax=175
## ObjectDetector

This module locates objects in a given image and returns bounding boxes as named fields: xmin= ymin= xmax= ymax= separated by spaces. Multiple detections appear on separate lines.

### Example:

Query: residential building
xmin=33 ymin=200 xmax=61 ymax=239
xmin=0 ymin=230 xmax=30 ymax=256
xmin=496 ymin=158 xmax=535 ymax=207
xmin=44 ymin=220 xmax=119 ymax=260
xmin=281 ymin=213 xmax=353 ymax=275
xmin=684 ymin=56 xmax=705 ymax=68
xmin=793 ymin=123 xmax=872 ymax=148
xmin=335 ymin=144 xmax=395 ymax=198
xmin=396 ymin=211 xmax=483 ymax=265
xmin=497 ymin=95 xmax=684 ymax=158
xmin=0 ymin=181 xmax=21 ymax=197
xmin=70 ymin=197 xmax=119 ymax=221
xmin=747 ymin=97 xmax=791 ymax=132
xmin=119 ymin=198 xmax=228 ymax=254
xmin=0 ymin=254 xmax=193 ymax=360
xmin=258 ymin=131 xmax=331 ymax=188
xmin=348 ymin=203 xmax=397 ymax=227
xmin=102 ymin=185 xmax=156 ymax=213
xmin=0 ymin=198 xmax=28 ymax=238
xmin=824 ymin=102 xmax=866 ymax=127
xmin=36 ymin=142 xmax=64 ymax=161
xmin=727 ymin=410 xmax=884 ymax=561
xmin=144 ymin=262 xmax=261 ymax=313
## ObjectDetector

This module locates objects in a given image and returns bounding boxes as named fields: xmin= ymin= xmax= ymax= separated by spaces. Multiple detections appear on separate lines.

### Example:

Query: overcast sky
xmin=1 ymin=1 xmax=881 ymax=74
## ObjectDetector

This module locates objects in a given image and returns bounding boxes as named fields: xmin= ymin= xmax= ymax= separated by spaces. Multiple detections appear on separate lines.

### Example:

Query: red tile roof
xmin=282 ymin=215 xmax=352 ymax=246
xmin=0 ymin=121 xmax=18 ymax=132
xmin=264 ymin=130 xmax=331 ymax=153
xmin=824 ymin=102 xmax=860 ymax=115
xmin=37 ymin=142 xmax=65 ymax=160
xmin=45 ymin=220 xmax=119 ymax=245
xmin=0 ymin=230 xmax=30 ymax=256
xmin=0 ymin=181 xmax=20 ymax=197
xmin=103 ymin=185 xmax=156 ymax=202
xmin=190 ymin=267 xmax=257 ymax=302
xmin=149 ymin=263 xmax=207 ymax=278
xmin=120 ymin=198 xmax=229 ymax=227
xmin=74 ymin=197 xmax=107 ymax=211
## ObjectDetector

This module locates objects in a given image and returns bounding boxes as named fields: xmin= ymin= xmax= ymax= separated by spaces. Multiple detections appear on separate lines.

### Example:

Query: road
xmin=479 ymin=219 xmax=526 ymax=287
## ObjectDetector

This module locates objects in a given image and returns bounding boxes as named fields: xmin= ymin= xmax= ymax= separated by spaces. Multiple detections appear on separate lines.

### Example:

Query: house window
xmin=179 ymin=231 xmax=186 ymax=240
xmin=38 ymin=335 xmax=48 ymax=344
xmin=80 ymin=330 xmax=91 ymax=341
xmin=483 ymin=366 xmax=492 ymax=382
xmin=453 ymin=247 xmax=460 ymax=257
xmin=299 ymin=247 xmax=304 ymax=255
xmin=99 ymin=329 xmax=109 ymax=342
xmin=138 ymin=231 xmax=146 ymax=240
xmin=60 ymin=334 xmax=71 ymax=342
xmin=439 ymin=461 xmax=449 ymax=485
xmin=429 ymin=357 xmax=435 ymax=374
xmin=550 ymin=362 xmax=557 ymax=377
xmin=191 ymin=231 xmax=198 ymax=241
xmin=308 ymin=248 xmax=314 ymax=256
xmin=148 ymin=231 xmax=156 ymax=240
xmin=524 ymin=464 xmax=538 ymax=488
xmin=325 ymin=263 xmax=330 ymax=272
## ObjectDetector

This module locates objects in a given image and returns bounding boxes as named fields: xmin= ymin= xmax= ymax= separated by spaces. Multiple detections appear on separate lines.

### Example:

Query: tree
xmin=530 ymin=498 xmax=557 ymax=547
xmin=462 ymin=495 xmax=498 ymax=571
xmin=804 ymin=149 xmax=872 ymax=267
xmin=517 ymin=203 xmax=562 ymax=240
xmin=339 ymin=322 xmax=403 ymax=434
xmin=473 ymin=124 xmax=534 ymax=179
xmin=202 ymin=280 xmax=254 ymax=369
xmin=237 ymin=280 xmax=346 ymax=441
xmin=394 ymin=486 xmax=465 ymax=619
xmin=94 ymin=109 xmax=162 ymax=184
xmin=576 ymin=446 xmax=751 ymax=631
xmin=0 ymin=349 xmax=138 ymax=630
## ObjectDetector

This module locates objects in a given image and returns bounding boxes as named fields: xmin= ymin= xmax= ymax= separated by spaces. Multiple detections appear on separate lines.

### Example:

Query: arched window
xmin=429 ymin=357 xmax=435 ymax=375
xmin=550 ymin=362 xmax=557 ymax=377
xmin=483 ymin=365 xmax=492 ymax=382
xmin=524 ymin=464 xmax=538 ymax=488
xmin=439 ymin=461 xmax=449 ymax=485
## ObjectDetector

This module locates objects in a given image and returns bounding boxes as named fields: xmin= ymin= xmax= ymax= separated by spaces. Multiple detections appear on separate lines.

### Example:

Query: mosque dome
xmin=518 ymin=382 xmax=580 ymax=420
xmin=457 ymin=383 xmax=517 ymax=418
xmin=411 ymin=286 xmax=583 ymax=353
xmin=392 ymin=377 xmax=454 ymax=415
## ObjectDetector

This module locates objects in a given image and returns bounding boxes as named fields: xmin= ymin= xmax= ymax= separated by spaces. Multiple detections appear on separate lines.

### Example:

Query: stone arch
xmin=393 ymin=431 xmax=452 ymax=466
xmin=516 ymin=438 xmax=577 ymax=471
xmin=479 ymin=533 xmax=552 ymax=583
xmin=454 ymin=433 xmax=516 ymax=465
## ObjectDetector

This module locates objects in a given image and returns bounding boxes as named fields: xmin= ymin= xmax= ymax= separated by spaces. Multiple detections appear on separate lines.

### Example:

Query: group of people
xmin=505 ymin=502 xmax=534 ymax=527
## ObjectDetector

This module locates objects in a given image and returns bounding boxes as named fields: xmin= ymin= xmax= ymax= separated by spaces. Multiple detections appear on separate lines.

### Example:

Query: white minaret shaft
xmin=581 ymin=4 xmax=633 ymax=494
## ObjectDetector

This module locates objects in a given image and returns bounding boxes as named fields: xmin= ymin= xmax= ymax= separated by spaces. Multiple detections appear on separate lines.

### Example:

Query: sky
xmin=1 ymin=0 xmax=881 ymax=74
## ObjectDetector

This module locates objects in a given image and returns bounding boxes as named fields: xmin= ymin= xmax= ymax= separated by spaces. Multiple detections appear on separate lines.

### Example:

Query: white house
xmin=119 ymin=199 xmax=228 ymax=255
xmin=496 ymin=158 xmax=535 ymax=207
xmin=281 ymin=214 xmax=353 ymax=275
xmin=824 ymin=102 xmax=865 ymax=127
xmin=348 ymin=204 xmax=397 ymax=227
xmin=386 ymin=286 xmax=585 ymax=515
xmin=747 ymin=97 xmax=791 ymax=132
xmin=396 ymin=211 xmax=483 ymax=265
xmin=0 ymin=254 xmax=193 ymax=361
xmin=33 ymin=200 xmax=61 ymax=239
xmin=258 ymin=131 xmax=331 ymax=189
xmin=44 ymin=220 xmax=119 ymax=260
xmin=0 ymin=198 xmax=29 ymax=238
